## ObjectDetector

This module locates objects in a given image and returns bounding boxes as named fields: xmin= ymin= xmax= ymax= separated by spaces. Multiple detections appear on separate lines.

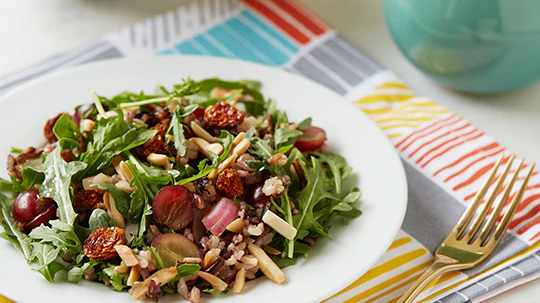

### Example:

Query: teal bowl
xmin=383 ymin=0 xmax=540 ymax=93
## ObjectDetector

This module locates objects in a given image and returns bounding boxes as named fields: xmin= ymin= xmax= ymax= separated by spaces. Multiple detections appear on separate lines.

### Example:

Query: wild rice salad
xmin=0 ymin=79 xmax=361 ymax=302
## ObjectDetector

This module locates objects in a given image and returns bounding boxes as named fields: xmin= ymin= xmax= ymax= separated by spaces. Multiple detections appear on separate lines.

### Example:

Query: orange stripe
xmin=416 ymin=128 xmax=479 ymax=165
xmin=342 ymin=261 xmax=432 ymax=303
xmin=507 ymin=195 xmax=540 ymax=230
xmin=388 ymin=237 xmax=412 ymax=250
xmin=270 ymin=0 xmax=326 ymax=35
xmin=530 ymin=230 xmax=540 ymax=241
xmin=433 ymin=142 xmax=501 ymax=177
xmin=518 ymin=209 xmax=540 ymax=235
xmin=395 ymin=114 xmax=456 ymax=149
xmin=452 ymin=157 xmax=508 ymax=191
xmin=444 ymin=148 xmax=505 ymax=182
xmin=408 ymin=123 xmax=471 ymax=158
xmin=329 ymin=249 xmax=427 ymax=297
xmin=239 ymin=0 xmax=310 ymax=44
xmin=517 ymin=193 xmax=540 ymax=213
xmin=420 ymin=132 xmax=484 ymax=168
xmin=400 ymin=117 xmax=462 ymax=152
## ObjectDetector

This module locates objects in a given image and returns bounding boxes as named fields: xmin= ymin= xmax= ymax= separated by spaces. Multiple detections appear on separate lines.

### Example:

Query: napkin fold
xmin=1 ymin=1 xmax=540 ymax=302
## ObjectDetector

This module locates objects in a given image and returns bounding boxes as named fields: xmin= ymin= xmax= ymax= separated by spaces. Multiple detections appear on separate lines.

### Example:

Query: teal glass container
xmin=383 ymin=0 xmax=540 ymax=93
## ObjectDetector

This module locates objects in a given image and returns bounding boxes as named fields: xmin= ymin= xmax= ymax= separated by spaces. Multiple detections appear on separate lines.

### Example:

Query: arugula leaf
xmin=177 ymin=159 xmax=214 ymax=185
xmin=248 ymin=137 xmax=274 ymax=160
xmin=297 ymin=117 xmax=312 ymax=130
xmin=88 ymin=209 xmax=116 ymax=231
xmin=35 ymin=146 xmax=86 ymax=226
xmin=67 ymin=260 xmax=100 ymax=283
xmin=76 ymin=111 xmax=156 ymax=180
xmin=148 ymin=246 xmax=164 ymax=270
xmin=0 ymin=178 xmax=11 ymax=192
xmin=168 ymin=104 xmax=198 ymax=157
xmin=274 ymin=128 xmax=302 ymax=150
xmin=93 ymin=183 xmax=132 ymax=221
xmin=99 ymin=265 xmax=129 ymax=291
xmin=53 ymin=113 xmax=81 ymax=149
xmin=213 ymin=130 xmax=234 ymax=165
xmin=0 ymin=192 xmax=33 ymax=262
xmin=311 ymin=152 xmax=351 ymax=195
xmin=8 ymin=167 xmax=44 ymax=195
xmin=29 ymin=220 xmax=82 ymax=257
xmin=31 ymin=242 xmax=64 ymax=283
xmin=315 ymin=187 xmax=362 ymax=224
xmin=176 ymin=264 xmax=201 ymax=277
xmin=124 ymin=160 xmax=154 ymax=246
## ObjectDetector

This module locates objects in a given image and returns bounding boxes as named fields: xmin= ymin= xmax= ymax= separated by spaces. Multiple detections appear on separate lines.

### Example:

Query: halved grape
xmin=294 ymin=126 xmax=327 ymax=152
xmin=151 ymin=233 xmax=200 ymax=267
xmin=12 ymin=189 xmax=57 ymax=232
xmin=152 ymin=185 xmax=195 ymax=230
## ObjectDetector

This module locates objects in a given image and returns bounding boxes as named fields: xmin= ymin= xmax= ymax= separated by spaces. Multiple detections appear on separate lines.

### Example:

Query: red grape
xmin=12 ymin=189 xmax=57 ymax=233
xmin=151 ymin=233 xmax=200 ymax=267
xmin=294 ymin=126 xmax=327 ymax=152
xmin=246 ymin=183 xmax=270 ymax=208
xmin=152 ymin=185 xmax=195 ymax=230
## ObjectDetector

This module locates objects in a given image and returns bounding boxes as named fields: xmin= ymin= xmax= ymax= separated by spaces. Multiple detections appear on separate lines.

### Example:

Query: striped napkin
xmin=2 ymin=1 xmax=540 ymax=302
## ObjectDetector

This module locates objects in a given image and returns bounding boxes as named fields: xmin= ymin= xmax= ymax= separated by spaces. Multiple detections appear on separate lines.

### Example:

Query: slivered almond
xmin=147 ymin=153 xmax=169 ymax=167
xmin=262 ymin=211 xmax=297 ymax=240
xmin=131 ymin=267 xmax=177 ymax=300
xmin=203 ymin=248 xmax=221 ymax=269
xmin=127 ymin=266 xmax=140 ymax=286
xmin=112 ymin=157 xmax=133 ymax=183
xmin=104 ymin=192 xmax=126 ymax=228
xmin=114 ymin=265 xmax=128 ymax=274
xmin=208 ymin=154 xmax=237 ymax=180
xmin=97 ymin=110 xmax=118 ymax=120
xmin=190 ymin=138 xmax=224 ymax=159
xmin=226 ymin=218 xmax=246 ymax=233
xmin=207 ymin=143 xmax=224 ymax=156
xmin=81 ymin=119 xmax=95 ymax=132
xmin=232 ymin=268 xmax=246 ymax=294
xmin=264 ymin=246 xmax=281 ymax=255
xmin=82 ymin=173 xmax=114 ymax=191
xmin=248 ymin=244 xmax=285 ymax=284
xmin=232 ymin=139 xmax=250 ymax=157
xmin=233 ymin=132 xmax=245 ymax=146
xmin=114 ymin=245 xmax=139 ymax=267
xmin=183 ymin=182 xmax=196 ymax=193
xmin=197 ymin=271 xmax=228 ymax=293
xmin=190 ymin=121 xmax=217 ymax=143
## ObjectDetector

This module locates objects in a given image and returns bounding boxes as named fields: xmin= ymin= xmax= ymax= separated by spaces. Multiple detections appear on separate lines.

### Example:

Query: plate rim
xmin=0 ymin=56 xmax=408 ymax=303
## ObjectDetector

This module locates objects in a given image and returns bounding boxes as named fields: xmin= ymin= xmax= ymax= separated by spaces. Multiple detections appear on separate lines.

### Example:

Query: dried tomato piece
xmin=7 ymin=155 xmax=22 ymax=180
xmin=131 ymin=123 xmax=177 ymax=159
xmin=204 ymin=102 xmax=245 ymax=129
xmin=43 ymin=113 xmax=65 ymax=143
xmin=16 ymin=147 xmax=43 ymax=165
xmin=73 ymin=189 xmax=104 ymax=214
xmin=215 ymin=168 xmax=244 ymax=198
xmin=83 ymin=227 xmax=126 ymax=260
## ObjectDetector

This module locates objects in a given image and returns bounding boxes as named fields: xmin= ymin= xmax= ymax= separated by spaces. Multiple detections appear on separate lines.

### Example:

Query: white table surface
xmin=1 ymin=0 xmax=539 ymax=302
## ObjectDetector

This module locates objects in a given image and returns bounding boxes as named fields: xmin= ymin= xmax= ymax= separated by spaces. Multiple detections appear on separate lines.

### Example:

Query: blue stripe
xmin=174 ymin=41 xmax=203 ymax=55
xmin=192 ymin=36 xmax=229 ymax=57
xmin=207 ymin=26 xmax=266 ymax=64
xmin=157 ymin=49 xmax=175 ymax=55
xmin=240 ymin=11 xmax=298 ymax=53
xmin=225 ymin=19 xmax=290 ymax=65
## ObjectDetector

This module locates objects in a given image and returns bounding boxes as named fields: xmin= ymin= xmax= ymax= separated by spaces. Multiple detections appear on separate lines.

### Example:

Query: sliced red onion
xmin=202 ymin=198 xmax=240 ymax=236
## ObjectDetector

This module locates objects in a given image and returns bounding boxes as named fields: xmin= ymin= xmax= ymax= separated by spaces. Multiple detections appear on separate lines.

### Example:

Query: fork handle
xmin=396 ymin=261 xmax=458 ymax=303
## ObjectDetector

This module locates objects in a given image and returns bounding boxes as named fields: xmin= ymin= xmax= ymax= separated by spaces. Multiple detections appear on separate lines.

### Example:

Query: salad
xmin=0 ymin=78 xmax=361 ymax=302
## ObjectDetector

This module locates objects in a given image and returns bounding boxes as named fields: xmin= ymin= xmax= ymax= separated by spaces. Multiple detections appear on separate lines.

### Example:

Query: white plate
xmin=0 ymin=56 xmax=407 ymax=303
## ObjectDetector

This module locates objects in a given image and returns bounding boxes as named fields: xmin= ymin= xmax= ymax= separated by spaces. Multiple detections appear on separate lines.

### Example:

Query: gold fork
xmin=397 ymin=155 xmax=535 ymax=303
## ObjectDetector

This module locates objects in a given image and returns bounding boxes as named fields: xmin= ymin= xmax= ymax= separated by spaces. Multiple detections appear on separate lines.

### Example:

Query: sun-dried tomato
xmin=131 ymin=123 xmax=177 ymax=159
xmin=215 ymin=168 xmax=244 ymax=198
xmin=16 ymin=147 xmax=43 ymax=165
xmin=43 ymin=113 xmax=65 ymax=143
xmin=83 ymin=227 xmax=126 ymax=260
xmin=7 ymin=155 xmax=22 ymax=180
xmin=73 ymin=189 xmax=104 ymax=214
xmin=204 ymin=102 xmax=245 ymax=129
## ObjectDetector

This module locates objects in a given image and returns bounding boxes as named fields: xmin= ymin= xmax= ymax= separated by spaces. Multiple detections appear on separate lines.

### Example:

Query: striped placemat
xmin=1 ymin=1 xmax=540 ymax=302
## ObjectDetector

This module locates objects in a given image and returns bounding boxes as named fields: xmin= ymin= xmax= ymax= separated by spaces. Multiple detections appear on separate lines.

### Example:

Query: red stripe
xmin=530 ymin=231 xmax=540 ymax=241
xmin=452 ymin=156 xmax=510 ymax=191
xmin=395 ymin=114 xmax=456 ymax=149
xmin=517 ymin=193 xmax=540 ymax=213
xmin=508 ymin=199 xmax=540 ymax=230
xmin=240 ymin=0 xmax=310 ymax=44
xmin=444 ymin=148 xmax=504 ymax=182
xmin=420 ymin=132 xmax=484 ymax=168
xmin=518 ymin=214 xmax=540 ymax=235
xmin=433 ymin=142 xmax=500 ymax=177
xmin=270 ymin=0 xmax=326 ymax=35
xmin=408 ymin=123 xmax=471 ymax=158
xmin=416 ymin=128 xmax=478 ymax=165
xmin=400 ymin=117 xmax=462 ymax=152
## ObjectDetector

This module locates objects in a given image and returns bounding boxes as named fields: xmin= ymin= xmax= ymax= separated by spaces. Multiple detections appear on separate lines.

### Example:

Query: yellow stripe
xmin=364 ymin=272 xmax=424 ymax=303
xmin=342 ymin=260 xmax=432 ymax=303
xmin=388 ymin=133 xmax=404 ymax=138
xmin=376 ymin=82 xmax=410 ymax=90
xmin=328 ymin=249 xmax=428 ymax=298
xmin=397 ymin=101 xmax=439 ymax=109
xmin=388 ymin=237 xmax=412 ymax=251
xmin=380 ymin=123 xmax=421 ymax=130
xmin=375 ymin=116 xmax=435 ymax=124
xmin=361 ymin=108 xmax=423 ymax=115
xmin=355 ymin=94 xmax=415 ymax=104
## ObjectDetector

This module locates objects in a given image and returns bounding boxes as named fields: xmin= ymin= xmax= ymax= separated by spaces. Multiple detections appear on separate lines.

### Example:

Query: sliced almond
xmin=226 ymin=218 xmax=246 ymax=233
xmin=232 ymin=268 xmax=246 ymax=294
xmin=131 ymin=267 xmax=177 ymax=300
xmin=248 ymin=244 xmax=286 ymax=284
xmin=197 ymin=271 xmax=228 ymax=293
xmin=116 ymin=180 xmax=135 ymax=193
xmin=112 ymin=157 xmax=133 ymax=183
xmin=82 ymin=173 xmax=114 ymax=191
xmin=181 ymin=257 xmax=202 ymax=264
xmin=147 ymin=153 xmax=169 ymax=167
xmin=104 ymin=192 xmax=126 ymax=228
xmin=247 ymin=223 xmax=264 ymax=236
xmin=127 ymin=266 xmax=140 ymax=286
xmin=203 ymin=248 xmax=221 ymax=269
xmin=114 ymin=245 xmax=140 ymax=267
xmin=232 ymin=139 xmax=250 ymax=157
xmin=262 ymin=211 xmax=297 ymax=240
xmin=190 ymin=121 xmax=217 ymax=143
xmin=208 ymin=154 xmax=237 ymax=180
xmin=81 ymin=119 xmax=96 ymax=132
